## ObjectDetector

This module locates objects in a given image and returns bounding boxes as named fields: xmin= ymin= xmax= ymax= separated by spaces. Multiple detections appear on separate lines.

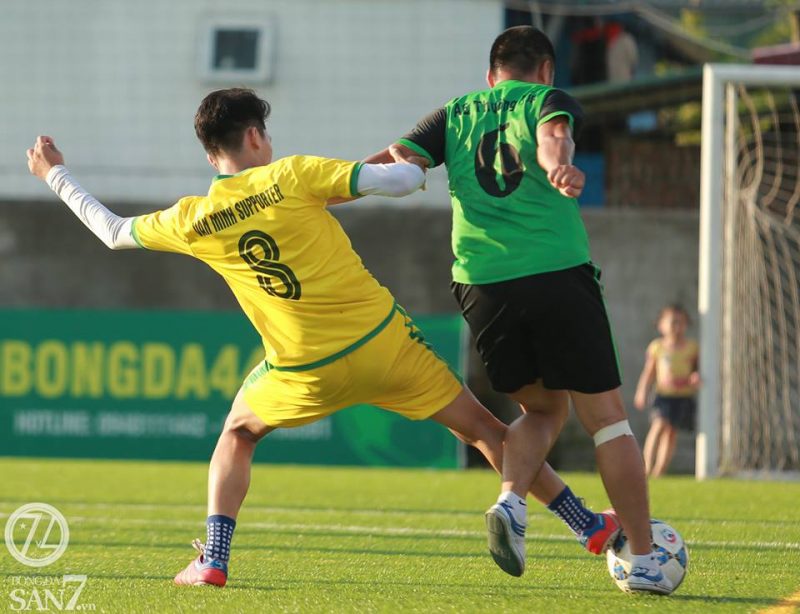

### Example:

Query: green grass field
xmin=1 ymin=458 xmax=798 ymax=613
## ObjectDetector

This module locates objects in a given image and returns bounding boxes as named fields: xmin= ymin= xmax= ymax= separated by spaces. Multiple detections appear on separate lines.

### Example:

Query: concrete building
xmin=1 ymin=0 xmax=503 ymax=205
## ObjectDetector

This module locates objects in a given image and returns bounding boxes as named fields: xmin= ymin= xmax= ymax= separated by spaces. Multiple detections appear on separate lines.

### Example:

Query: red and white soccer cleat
xmin=174 ymin=539 xmax=228 ymax=587
xmin=579 ymin=509 xmax=621 ymax=555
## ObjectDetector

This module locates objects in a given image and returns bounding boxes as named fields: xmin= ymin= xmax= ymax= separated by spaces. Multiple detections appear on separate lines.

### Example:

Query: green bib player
xmin=369 ymin=26 xmax=671 ymax=594
xmin=397 ymin=79 xmax=590 ymax=286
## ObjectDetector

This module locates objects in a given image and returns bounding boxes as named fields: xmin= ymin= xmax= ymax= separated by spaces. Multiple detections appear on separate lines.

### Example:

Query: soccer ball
xmin=606 ymin=519 xmax=688 ymax=594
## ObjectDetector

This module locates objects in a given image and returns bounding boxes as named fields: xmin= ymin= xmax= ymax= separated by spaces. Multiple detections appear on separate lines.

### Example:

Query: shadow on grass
xmin=0 ymin=567 xmax=780 ymax=607
xmin=66 ymin=524 xmax=584 ymax=548
xmin=60 ymin=539 xmax=586 ymax=562
xmin=225 ymin=576 xmax=781 ymax=607
xmin=57 ymin=519 xmax=488 ymax=543
xmin=66 ymin=526 xmax=488 ymax=543
xmin=4 ymin=497 xmax=798 ymax=529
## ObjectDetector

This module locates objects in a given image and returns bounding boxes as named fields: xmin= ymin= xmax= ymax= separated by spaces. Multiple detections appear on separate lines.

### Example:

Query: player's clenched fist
xmin=26 ymin=136 xmax=64 ymax=180
xmin=547 ymin=164 xmax=584 ymax=199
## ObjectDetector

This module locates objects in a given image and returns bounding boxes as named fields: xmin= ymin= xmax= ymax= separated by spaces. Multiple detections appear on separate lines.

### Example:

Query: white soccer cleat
xmin=626 ymin=565 xmax=674 ymax=595
xmin=485 ymin=502 xmax=526 ymax=577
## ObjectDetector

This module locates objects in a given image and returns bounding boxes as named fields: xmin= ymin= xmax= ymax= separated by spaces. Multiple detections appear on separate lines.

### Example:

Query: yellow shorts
xmin=241 ymin=307 xmax=463 ymax=428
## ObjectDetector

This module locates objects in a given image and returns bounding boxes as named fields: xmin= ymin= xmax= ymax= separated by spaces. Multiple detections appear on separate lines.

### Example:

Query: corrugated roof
xmin=568 ymin=66 xmax=703 ymax=120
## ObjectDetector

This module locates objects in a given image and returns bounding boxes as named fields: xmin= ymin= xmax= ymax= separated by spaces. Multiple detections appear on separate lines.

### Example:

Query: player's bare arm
xmin=388 ymin=144 xmax=430 ymax=170
xmin=535 ymin=117 xmax=585 ymax=199
xmin=362 ymin=145 xmax=430 ymax=170
xmin=362 ymin=147 xmax=394 ymax=165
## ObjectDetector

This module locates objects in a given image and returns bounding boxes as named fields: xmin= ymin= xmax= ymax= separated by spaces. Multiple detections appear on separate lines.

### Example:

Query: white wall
xmin=0 ymin=0 xmax=502 ymax=205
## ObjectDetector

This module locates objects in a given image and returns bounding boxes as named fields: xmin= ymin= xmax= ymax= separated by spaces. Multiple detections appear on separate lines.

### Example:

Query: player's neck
xmin=215 ymin=153 xmax=271 ymax=176
xmin=493 ymin=73 xmax=540 ymax=87
xmin=490 ymin=65 xmax=552 ymax=87
xmin=216 ymin=160 xmax=249 ymax=176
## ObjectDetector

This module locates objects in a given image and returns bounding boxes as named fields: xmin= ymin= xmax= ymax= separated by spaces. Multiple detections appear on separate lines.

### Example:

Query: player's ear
xmin=246 ymin=126 xmax=262 ymax=149
xmin=540 ymin=59 xmax=555 ymax=85
xmin=206 ymin=152 xmax=218 ymax=171
xmin=486 ymin=68 xmax=496 ymax=88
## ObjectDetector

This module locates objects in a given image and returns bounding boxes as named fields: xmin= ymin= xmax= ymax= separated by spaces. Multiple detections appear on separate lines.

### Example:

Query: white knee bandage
xmin=593 ymin=420 xmax=633 ymax=447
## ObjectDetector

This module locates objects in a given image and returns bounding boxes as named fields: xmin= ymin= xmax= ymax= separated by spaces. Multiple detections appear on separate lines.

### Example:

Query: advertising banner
xmin=0 ymin=309 xmax=464 ymax=468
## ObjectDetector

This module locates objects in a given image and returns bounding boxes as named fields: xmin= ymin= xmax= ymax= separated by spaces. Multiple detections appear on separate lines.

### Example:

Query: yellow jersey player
xmin=28 ymin=87 xmax=611 ymax=588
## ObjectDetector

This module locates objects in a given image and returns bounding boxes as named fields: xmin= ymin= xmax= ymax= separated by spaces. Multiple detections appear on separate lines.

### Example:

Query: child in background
xmin=634 ymin=305 xmax=700 ymax=477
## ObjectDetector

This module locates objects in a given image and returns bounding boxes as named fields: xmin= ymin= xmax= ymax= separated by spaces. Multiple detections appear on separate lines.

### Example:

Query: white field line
xmin=0 ymin=500 xmax=793 ymax=526
xmin=1 ymin=509 xmax=799 ymax=551
xmin=0 ymin=499 xmax=796 ymax=526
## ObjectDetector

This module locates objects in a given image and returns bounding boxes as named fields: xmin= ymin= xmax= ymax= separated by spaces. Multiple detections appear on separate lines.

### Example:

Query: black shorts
xmin=451 ymin=263 xmax=621 ymax=394
xmin=652 ymin=395 xmax=696 ymax=431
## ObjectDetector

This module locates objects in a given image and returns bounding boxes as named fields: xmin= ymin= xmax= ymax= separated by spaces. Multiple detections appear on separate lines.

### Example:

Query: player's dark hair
xmin=489 ymin=26 xmax=555 ymax=77
xmin=194 ymin=88 xmax=271 ymax=155
xmin=657 ymin=304 xmax=691 ymax=325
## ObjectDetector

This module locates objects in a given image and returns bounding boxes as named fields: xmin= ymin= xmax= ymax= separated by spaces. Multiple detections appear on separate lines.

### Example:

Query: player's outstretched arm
xmin=328 ymin=153 xmax=428 ymax=205
xmin=327 ymin=162 xmax=426 ymax=206
xmin=351 ymin=106 xmax=443 ymax=204
xmin=536 ymin=118 xmax=585 ymax=199
xmin=357 ymin=162 xmax=425 ymax=196
xmin=26 ymin=136 xmax=139 ymax=250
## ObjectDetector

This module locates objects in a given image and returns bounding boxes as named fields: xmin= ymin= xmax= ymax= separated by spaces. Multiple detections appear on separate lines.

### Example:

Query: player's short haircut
xmin=194 ymin=88 xmax=271 ymax=155
xmin=489 ymin=26 xmax=555 ymax=77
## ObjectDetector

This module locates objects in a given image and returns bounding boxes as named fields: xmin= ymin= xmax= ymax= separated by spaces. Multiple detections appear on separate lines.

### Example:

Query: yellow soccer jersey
xmin=647 ymin=338 xmax=699 ymax=397
xmin=131 ymin=155 xmax=395 ymax=369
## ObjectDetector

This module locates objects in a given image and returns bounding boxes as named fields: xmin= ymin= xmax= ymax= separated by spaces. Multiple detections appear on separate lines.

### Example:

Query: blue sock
xmin=205 ymin=515 xmax=236 ymax=563
xmin=547 ymin=487 xmax=596 ymax=535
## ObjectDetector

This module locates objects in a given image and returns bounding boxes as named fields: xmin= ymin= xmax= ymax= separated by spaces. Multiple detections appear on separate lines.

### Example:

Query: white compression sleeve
xmin=356 ymin=163 xmax=425 ymax=197
xmin=46 ymin=165 xmax=139 ymax=250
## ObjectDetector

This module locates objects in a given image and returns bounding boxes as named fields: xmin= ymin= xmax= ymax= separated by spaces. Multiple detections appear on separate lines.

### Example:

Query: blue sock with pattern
xmin=205 ymin=515 xmax=236 ymax=563
xmin=547 ymin=487 xmax=596 ymax=535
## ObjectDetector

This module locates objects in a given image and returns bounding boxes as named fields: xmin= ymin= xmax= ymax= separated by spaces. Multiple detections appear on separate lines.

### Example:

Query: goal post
xmin=697 ymin=63 xmax=800 ymax=479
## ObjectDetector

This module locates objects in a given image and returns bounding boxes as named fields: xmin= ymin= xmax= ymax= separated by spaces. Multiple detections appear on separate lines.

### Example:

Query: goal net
xmin=698 ymin=64 xmax=800 ymax=479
